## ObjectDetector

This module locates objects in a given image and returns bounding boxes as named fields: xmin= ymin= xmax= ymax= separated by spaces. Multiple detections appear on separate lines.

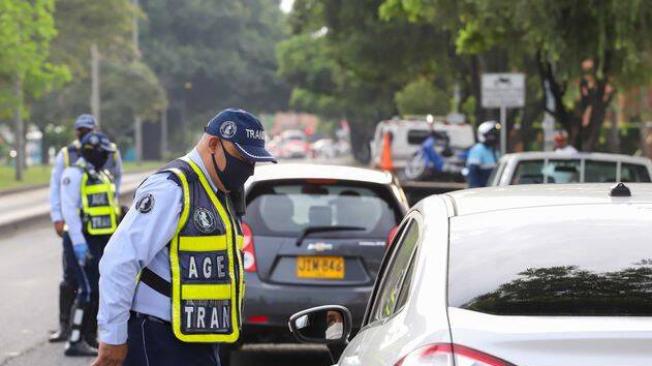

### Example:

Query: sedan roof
xmin=249 ymin=163 xmax=394 ymax=185
xmin=440 ymin=183 xmax=652 ymax=216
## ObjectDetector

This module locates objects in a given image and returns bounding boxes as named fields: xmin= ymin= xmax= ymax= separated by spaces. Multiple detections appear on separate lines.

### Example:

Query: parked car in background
xmin=310 ymin=138 xmax=337 ymax=159
xmin=220 ymin=164 xmax=409 ymax=362
xmin=370 ymin=118 xmax=474 ymax=178
xmin=289 ymin=183 xmax=652 ymax=366
xmin=489 ymin=152 xmax=652 ymax=186
xmin=278 ymin=129 xmax=309 ymax=159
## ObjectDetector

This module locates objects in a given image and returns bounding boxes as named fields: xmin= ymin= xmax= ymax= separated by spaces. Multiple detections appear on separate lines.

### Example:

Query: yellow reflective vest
xmin=142 ymin=157 xmax=245 ymax=343
xmin=78 ymin=162 xmax=120 ymax=235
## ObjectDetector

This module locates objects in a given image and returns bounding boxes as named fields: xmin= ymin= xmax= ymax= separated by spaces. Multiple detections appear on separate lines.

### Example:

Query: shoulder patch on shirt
xmin=62 ymin=177 xmax=70 ymax=185
xmin=135 ymin=193 xmax=155 ymax=214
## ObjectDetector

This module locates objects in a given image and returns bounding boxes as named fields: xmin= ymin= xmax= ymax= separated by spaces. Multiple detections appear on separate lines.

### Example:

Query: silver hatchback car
xmin=290 ymin=183 xmax=652 ymax=366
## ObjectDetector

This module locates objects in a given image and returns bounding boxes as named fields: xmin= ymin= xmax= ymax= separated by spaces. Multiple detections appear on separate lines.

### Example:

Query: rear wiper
xmin=295 ymin=226 xmax=366 ymax=246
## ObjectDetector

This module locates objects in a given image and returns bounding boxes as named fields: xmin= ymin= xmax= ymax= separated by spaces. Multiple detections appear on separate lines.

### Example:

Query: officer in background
xmin=48 ymin=114 xmax=122 ymax=343
xmin=60 ymin=132 xmax=121 ymax=356
xmin=466 ymin=120 xmax=500 ymax=188
xmin=92 ymin=109 xmax=276 ymax=366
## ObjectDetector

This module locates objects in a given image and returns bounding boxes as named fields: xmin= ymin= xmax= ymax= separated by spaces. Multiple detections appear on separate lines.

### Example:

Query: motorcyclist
xmin=466 ymin=121 xmax=500 ymax=188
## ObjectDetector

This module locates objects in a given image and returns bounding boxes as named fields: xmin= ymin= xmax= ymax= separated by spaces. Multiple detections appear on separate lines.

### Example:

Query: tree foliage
xmin=139 ymin=0 xmax=290 ymax=150
xmin=380 ymin=0 xmax=652 ymax=151
xmin=0 ymin=0 xmax=69 ymax=118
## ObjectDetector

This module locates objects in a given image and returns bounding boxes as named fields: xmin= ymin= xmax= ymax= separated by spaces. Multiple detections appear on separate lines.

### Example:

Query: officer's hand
xmin=73 ymin=242 xmax=88 ymax=266
xmin=53 ymin=221 xmax=65 ymax=237
xmin=92 ymin=342 xmax=128 ymax=366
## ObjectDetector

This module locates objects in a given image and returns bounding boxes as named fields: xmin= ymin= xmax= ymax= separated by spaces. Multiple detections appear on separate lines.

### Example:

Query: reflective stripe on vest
xmin=80 ymin=168 xmax=119 ymax=235
xmin=167 ymin=157 xmax=244 ymax=343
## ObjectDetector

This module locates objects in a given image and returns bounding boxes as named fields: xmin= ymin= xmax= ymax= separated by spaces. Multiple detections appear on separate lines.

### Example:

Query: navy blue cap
xmin=204 ymin=108 xmax=277 ymax=163
xmin=74 ymin=114 xmax=97 ymax=130
xmin=80 ymin=132 xmax=115 ymax=153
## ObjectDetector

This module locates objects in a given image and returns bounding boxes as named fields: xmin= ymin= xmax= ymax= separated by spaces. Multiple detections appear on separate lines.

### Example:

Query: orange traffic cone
xmin=379 ymin=131 xmax=394 ymax=172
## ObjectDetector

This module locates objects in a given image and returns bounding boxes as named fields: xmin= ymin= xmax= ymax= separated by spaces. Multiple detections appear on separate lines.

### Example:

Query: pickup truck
xmin=488 ymin=152 xmax=652 ymax=186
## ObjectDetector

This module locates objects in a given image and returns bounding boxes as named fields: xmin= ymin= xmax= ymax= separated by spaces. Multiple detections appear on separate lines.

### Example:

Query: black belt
xmin=140 ymin=268 xmax=171 ymax=297
xmin=131 ymin=311 xmax=170 ymax=325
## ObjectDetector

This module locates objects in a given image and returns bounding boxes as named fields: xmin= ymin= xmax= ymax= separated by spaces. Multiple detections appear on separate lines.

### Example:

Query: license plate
xmin=296 ymin=256 xmax=345 ymax=280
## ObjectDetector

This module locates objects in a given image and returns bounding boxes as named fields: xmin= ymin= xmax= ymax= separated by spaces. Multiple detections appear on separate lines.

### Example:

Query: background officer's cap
xmin=74 ymin=114 xmax=97 ymax=130
xmin=204 ymin=108 xmax=277 ymax=163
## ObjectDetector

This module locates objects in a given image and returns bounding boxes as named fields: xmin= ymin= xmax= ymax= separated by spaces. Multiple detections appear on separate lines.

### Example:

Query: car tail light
xmin=242 ymin=222 xmax=257 ymax=273
xmin=247 ymin=315 xmax=269 ymax=324
xmin=395 ymin=343 xmax=515 ymax=366
xmin=387 ymin=225 xmax=399 ymax=246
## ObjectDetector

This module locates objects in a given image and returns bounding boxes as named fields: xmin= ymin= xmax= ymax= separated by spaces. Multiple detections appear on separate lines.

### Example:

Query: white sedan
xmin=289 ymin=183 xmax=652 ymax=366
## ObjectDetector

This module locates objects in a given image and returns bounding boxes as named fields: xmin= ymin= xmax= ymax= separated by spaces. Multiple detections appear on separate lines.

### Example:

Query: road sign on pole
xmin=482 ymin=73 xmax=526 ymax=155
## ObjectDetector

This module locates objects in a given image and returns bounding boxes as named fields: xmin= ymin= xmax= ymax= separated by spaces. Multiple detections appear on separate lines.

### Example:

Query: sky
xmin=280 ymin=0 xmax=294 ymax=13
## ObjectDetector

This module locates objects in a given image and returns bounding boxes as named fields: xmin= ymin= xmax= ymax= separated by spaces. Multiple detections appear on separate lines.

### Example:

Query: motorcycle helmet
xmin=477 ymin=120 xmax=500 ymax=145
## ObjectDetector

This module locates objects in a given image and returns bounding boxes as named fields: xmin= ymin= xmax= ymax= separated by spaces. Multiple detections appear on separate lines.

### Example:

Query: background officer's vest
xmin=62 ymin=141 xmax=81 ymax=168
xmin=76 ymin=161 xmax=119 ymax=235
xmin=141 ymin=157 xmax=245 ymax=343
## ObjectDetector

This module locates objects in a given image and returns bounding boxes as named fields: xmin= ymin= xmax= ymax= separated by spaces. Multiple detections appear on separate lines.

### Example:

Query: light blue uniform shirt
xmin=98 ymin=149 xmax=218 ymax=345
xmin=466 ymin=143 xmax=499 ymax=169
xmin=50 ymin=141 xmax=123 ymax=222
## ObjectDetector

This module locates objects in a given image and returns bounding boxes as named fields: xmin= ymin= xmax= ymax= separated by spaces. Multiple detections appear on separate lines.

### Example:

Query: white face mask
xmin=325 ymin=322 xmax=343 ymax=340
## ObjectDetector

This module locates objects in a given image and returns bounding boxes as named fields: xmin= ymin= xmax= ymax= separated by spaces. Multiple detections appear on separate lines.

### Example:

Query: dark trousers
xmin=124 ymin=312 xmax=221 ymax=366
xmin=61 ymin=232 xmax=79 ymax=289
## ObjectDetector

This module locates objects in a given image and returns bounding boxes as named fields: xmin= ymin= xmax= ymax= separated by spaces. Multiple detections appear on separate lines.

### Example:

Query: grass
xmin=0 ymin=160 xmax=165 ymax=192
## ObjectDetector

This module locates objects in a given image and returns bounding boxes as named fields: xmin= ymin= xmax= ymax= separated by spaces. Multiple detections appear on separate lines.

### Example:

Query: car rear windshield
xmin=245 ymin=180 xmax=401 ymax=238
xmin=448 ymin=204 xmax=652 ymax=316
xmin=511 ymin=159 xmax=651 ymax=184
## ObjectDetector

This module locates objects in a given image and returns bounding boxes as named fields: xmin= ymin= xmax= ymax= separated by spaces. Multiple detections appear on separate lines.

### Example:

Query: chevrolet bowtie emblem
xmin=306 ymin=242 xmax=333 ymax=252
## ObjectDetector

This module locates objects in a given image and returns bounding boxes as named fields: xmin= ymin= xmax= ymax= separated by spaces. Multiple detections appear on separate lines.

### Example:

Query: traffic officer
xmin=466 ymin=120 xmax=500 ymax=188
xmin=48 ymin=114 xmax=123 ymax=343
xmin=60 ymin=132 xmax=121 ymax=356
xmin=93 ymin=108 xmax=276 ymax=366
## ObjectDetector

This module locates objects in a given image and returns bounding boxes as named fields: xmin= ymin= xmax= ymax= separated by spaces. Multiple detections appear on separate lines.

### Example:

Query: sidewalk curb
xmin=0 ymin=186 xmax=140 ymax=237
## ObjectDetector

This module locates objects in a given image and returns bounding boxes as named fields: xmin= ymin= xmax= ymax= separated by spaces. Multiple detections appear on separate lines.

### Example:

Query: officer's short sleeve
xmin=466 ymin=144 xmax=483 ymax=166
xmin=98 ymin=173 xmax=183 ymax=345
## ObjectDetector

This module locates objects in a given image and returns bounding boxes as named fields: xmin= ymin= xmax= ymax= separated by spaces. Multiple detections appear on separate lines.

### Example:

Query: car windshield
xmin=448 ymin=204 xmax=652 ymax=316
xmin=245 ymin=181 xmax=400 ymax=238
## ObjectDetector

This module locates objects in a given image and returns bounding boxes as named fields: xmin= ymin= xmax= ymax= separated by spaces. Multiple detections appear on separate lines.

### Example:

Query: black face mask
xmin=84 ymin=150 xmax=109 ymax=170
xmin=211 ymin=140 xmax=254 ymax=192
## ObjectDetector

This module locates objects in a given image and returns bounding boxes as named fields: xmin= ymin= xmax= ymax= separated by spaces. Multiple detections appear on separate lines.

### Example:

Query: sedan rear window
xmin=448 ymin=205 xmax=652 ymax=316
xmin=245 ymin=180 xmax=401 ymax=238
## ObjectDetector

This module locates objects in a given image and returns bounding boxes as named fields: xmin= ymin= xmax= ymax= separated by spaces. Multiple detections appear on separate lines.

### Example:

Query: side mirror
xmin=288 ymin=305 xmax=352 ymax=345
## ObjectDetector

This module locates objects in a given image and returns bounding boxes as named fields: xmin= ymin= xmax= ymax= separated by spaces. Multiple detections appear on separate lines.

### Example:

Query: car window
xmin=448 ymin=204 xmax=652 ymax=316
xmin=245 ymin=180 xmax=402 ymax=238
xmin=585 ymin=160 xmax=617 ymax=183
xmin=511 ymin=159 xmax=581 ymax=184
xmin=621 ymin=163 xmax=651 ymax=182
xmin=371 ymin=219 xmax=420 ymax=321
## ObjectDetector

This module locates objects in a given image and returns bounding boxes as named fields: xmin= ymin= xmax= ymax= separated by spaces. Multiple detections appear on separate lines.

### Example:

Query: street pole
xmin=160 ymin=107 xmax=168 ymax=159
xmin=91 ymin=44 xmax=101 ymax=126
xmin=133 ymin=0 xmax=142 ymax=163
xmin=500 ymin=104 xmax=507 ymax=155
xmin=14 ymin=76 xmax=24 ymax=181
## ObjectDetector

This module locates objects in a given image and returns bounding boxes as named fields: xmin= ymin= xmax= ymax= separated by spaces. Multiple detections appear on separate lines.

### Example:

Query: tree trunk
xmin=14 ymin=76 xmax=24 ymax=181
xmin=469 ymin=55 xmax=484 ymax=126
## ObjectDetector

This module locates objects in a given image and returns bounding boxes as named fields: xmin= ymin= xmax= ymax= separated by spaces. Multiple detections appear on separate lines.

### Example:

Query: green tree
xmin=140 ymin=0 xmax=290 ymax=152
xmin=0 ymin=0 xmax=69 ymax=179
xmin=278 ymin=0 xmax=457 ymax=160
xmin=395 ymin=78 xmax=450 ymax=116
xmin=381 ymin=0 xmax=652 ymax=151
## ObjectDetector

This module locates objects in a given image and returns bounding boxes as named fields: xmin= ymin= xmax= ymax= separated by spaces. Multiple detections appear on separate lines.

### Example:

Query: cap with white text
xmin=204 ymin=108 xmax=277 ymax=163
